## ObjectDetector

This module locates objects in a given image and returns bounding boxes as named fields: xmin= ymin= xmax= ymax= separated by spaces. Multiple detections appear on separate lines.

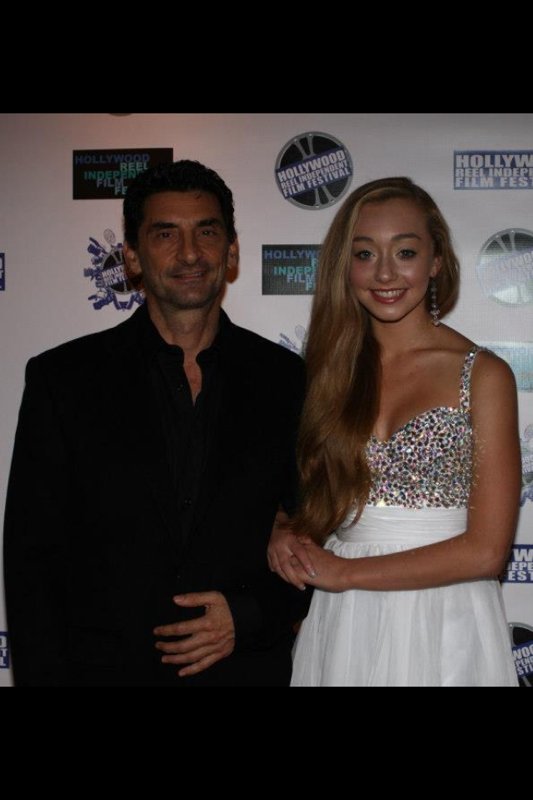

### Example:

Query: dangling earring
xmin=430 ymin=278 xmax=440 ymax=326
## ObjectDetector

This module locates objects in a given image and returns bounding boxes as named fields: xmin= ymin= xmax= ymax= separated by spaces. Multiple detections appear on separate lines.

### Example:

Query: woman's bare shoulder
xmin=472 ymin=348 xmax=517 ymax=391
xmin=436 ymin=327 xmax=515 ymax=388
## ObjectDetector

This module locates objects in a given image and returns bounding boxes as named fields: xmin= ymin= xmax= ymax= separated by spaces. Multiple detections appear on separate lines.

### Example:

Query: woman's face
xmin=349 ymin=197 xmax=441 ymax=326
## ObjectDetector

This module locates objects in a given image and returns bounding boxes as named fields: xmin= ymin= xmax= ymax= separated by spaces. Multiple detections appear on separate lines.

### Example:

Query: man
xmin=4 ymin=160 xmax=306 ymax=686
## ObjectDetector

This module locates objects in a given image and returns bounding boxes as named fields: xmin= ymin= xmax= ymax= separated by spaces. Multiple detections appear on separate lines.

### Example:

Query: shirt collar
xmin=139 ymin=302 xmax=230 ymax=364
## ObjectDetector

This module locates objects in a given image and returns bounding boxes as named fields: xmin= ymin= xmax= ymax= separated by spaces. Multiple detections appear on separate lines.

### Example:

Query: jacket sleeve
xmin=3 ymin=357 xmax=70 ymax=685
xmin=226 ymin=574 xmax=311 ymax=652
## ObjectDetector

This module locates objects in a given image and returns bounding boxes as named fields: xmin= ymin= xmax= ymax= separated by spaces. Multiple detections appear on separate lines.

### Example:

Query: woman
xmin=268 ymin=177 xmax=519 ymax=686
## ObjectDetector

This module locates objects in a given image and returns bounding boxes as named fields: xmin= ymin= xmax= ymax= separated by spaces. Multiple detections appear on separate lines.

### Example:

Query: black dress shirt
xmin=140 ymin=306 xmax=228 ymax=548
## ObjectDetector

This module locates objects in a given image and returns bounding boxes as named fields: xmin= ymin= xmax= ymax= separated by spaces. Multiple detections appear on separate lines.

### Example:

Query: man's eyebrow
xmin=148 ymin=221 xmax=178 ymax=230
xmin=197 ymin=217 xmax=224 ymax=228
xmin=147 ymin=219 xmax=224 ymax=230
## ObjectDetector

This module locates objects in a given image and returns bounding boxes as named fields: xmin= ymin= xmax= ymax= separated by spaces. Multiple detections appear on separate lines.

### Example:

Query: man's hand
xmin=154 ymin=591 xmax=235 ymax=678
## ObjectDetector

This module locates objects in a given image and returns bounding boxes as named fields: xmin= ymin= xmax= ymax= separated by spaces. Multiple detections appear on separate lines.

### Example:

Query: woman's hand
xmin=268 ymin=510 xmax=351 ymax=593
xmin=267 ymin=510 xmax=318 ymax=590
xmin=287 ymin=540 xmax=351 ymax=593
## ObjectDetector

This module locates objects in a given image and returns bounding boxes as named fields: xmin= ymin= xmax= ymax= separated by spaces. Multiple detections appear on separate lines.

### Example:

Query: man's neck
xmin=146 ymin=298 xmax=222 ymax=361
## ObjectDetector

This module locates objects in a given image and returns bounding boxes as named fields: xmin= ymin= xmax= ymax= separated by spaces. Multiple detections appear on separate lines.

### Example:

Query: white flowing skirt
xmin=291 ymin=505 xmax=518 ymax=687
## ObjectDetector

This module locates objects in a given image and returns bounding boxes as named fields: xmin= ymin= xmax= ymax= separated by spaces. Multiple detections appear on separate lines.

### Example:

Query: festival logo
xmin=83 ymin=229 xmax=144 ymax=311
xmin=275 ymin=132 xmax=353 ymax=210
xmin=279 ymin=325 xmax=307 ymax=355
xmin=502 ymin=545 xmax=533 ymax=583
xmin=0 ymin=252 xmax=4 ymax=291
xmin=454 ymin=151 xmax=533 ymax=189
xmin=0 ymin=632 xmax=8 ymax=669
xmin=476 ymin=228 xmax=533 ymax=305
xmin=262 ymin=245 xmax=319 ymax=294
xmin=73 ymin=148 xmax=173 ymax=199
xmin=509 ymin=622 xmax=533 ymax=686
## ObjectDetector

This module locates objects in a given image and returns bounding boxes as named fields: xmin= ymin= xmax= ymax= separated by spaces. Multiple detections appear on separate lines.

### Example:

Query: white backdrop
xmin=1 ymin=113 xmax=531 ymax=686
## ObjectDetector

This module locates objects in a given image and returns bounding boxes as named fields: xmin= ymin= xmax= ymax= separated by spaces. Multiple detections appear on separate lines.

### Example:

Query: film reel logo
xmin=509 ymin=622 xmax=533 ymax=686
xmin=476 ymin=228 xmax=533 ymax=305
xmin=84 ymin=229 xmax=144 ymax=311
xmin=275 ymin=132 xmax=353 ymax=210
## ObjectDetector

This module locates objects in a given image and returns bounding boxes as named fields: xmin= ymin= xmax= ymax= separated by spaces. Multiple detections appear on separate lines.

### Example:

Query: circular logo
xmin=274 ymin=132 xmax=353 ymax=210
xmin=509 ymin=622 xmax=533 ymax=686
xmin=84 ymin=228 xmax=144 ymax=311
xmin=476 ymin=228 xmax=533 ymax=305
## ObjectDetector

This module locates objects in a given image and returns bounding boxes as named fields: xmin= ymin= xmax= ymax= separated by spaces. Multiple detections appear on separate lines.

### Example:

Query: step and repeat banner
xmin=1 ymin=113 xmax=532 ymax=685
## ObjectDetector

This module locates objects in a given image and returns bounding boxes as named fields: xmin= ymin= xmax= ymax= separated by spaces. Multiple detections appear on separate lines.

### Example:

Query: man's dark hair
xmin=123 ymin=159 xmax=237 ymax=247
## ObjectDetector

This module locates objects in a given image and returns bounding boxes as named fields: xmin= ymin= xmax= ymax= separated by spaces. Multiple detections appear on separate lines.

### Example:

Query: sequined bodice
xmin=366 ymin=347 xmax=480 ymax=509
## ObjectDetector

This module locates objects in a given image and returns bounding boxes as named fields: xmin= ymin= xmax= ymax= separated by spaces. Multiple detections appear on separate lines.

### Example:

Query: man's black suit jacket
xmin=3 ymin=307 xmax=308 ymax=686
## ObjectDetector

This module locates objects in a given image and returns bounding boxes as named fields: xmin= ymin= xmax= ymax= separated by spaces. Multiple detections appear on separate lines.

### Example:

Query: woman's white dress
xmin=291 ymin=348 xmax=518 ymax=686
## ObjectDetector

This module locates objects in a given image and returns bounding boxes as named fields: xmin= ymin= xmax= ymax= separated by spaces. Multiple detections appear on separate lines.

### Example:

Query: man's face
xmin=123 ymin=190 xmax=238 ymax=312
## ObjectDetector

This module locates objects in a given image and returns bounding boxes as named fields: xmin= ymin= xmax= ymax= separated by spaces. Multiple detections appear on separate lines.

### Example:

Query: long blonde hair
xmin=294 ymin=177 xmax=460 ymax=542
